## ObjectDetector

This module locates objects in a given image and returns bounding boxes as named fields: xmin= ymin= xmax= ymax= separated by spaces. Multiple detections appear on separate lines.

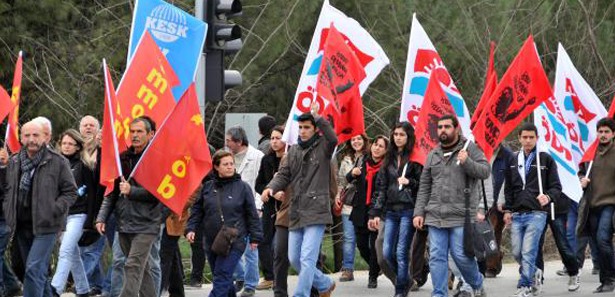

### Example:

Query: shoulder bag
xmin=210 ymin=187 xmax=240 ymax=257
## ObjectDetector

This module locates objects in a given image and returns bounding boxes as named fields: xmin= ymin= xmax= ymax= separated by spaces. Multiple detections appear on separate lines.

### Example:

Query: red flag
xmin=473 ymin=35 xmax=553 ymax=160
xmin=131 ymin=84 xmax=212 ymax=215
xmin=116 ymin=31 xmax=179 ymax=147
xmin=471 ymin=42 xmax=497 ymax=129
xmin=0 ymin=86 xmax=12 ymax=125
xmin=5 ymin=51 xmax=23 ymax=153
xmin=100 ymin=60 xmax=127 ymax=196
xmin=410 ymin=73 xmax=456 ymax=165
xmin=580 ymin=93 xmax=615 ymax=163
xmin=316 ymin=24 xmax=367 ymax=144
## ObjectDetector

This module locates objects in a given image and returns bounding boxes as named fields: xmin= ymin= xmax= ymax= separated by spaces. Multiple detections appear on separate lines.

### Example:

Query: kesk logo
xmin=145 ymin=4 xmax=189 ymax=43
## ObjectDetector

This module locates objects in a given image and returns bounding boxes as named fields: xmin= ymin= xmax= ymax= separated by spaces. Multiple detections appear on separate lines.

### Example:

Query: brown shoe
xmin=320 ymin=282 xmax=336 ymax=297
xmin=339 ymin=269 xmax=354 ymax=282
xmin=256 ymin=279 xmax=274 ymax=290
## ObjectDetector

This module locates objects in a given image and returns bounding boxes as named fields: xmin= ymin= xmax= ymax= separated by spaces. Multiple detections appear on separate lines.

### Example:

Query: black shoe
xmin=235 ymin=280 xmax=245 ymax=292
xmin=593 ymin=282 xmax=615 ymax=293
xmin=89 ymin=288 xmax=103 ymax=296
xmin=51 ymin=287 xmax=60 ymax=297
xmin=367 ymin=277 xmax=377 ymax=289
xmin=5 ymin=287 xmax=22 ymax=297
xmin=77 ymin=294 xmax=90 ymax=297
xmin=187 ymin=280 xmax=203 ymax=288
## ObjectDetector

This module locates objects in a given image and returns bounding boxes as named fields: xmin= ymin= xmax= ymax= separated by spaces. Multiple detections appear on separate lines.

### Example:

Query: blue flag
xmin=128 ymin=0 xmax=207 ymax=101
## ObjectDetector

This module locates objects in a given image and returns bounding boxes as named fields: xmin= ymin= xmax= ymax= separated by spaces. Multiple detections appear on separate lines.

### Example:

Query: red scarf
xmin=365 ymin=158 xmax=383 ymax=205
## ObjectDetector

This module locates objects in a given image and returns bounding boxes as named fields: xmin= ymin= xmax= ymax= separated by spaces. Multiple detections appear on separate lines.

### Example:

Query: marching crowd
xmin=0 ymin=104 xmax=613 ymax=297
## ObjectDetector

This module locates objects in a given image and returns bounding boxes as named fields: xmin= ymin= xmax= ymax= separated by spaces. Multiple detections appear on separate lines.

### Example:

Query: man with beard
xmin=413 ymin=114 xmax=490 ymax=297
xmin=3 ymin=120 xmax=77 ymax=297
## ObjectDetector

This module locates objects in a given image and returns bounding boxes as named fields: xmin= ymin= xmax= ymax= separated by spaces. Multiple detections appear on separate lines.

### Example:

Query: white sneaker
xmin=568 ymin=274 xmax=580 ymax=291
xmin=513 ymin=287 xmax=530 ymax=297
xmin=532 ymin=269 xmax=543 ymax=296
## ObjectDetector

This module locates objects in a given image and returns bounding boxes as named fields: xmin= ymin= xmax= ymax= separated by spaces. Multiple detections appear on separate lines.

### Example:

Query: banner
xmin=410 ymin=72 xmax=456 ymax=165
xmin=117 ymin=31 xmax=180 ymax=147
xmin=400 ymin=14 xmax=471 ymax=138
xmin=316 ymin=24 xmax=366 ymax=144
xmin=128 ymin=0 xmax=207 ymax=100
xmin=100 ymin=60 xmax=126 ymax=196
xmin=473 ymin=35 xmax=553 ymax=160
xmin=132 ymin=84 xmax=212 ymax=215
xmin=5 ymin=51 xmax=23 ymax=153
xmin=281 ymin=0 xmax=389 ymax=145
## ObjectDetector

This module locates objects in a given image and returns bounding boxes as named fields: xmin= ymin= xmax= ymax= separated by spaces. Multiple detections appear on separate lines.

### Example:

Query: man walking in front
xmin=3 ymin=120 xmax=77 ymax=297
xmin=503 ymin=122 xmax=562 ymax=297
xmin=262 ymin=104 xmax=337 ymax=297
xmin=413 ymin=114 xmax=490 ymax=297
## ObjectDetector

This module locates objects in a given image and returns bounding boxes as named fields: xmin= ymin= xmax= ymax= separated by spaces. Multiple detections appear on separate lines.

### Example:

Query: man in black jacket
xmin=3 ymin=120 xmax=77 ymax=297
xmin=503 ymin=123 xmax=561 ymax=297
xmin=96 ymin=117 xmax=166 ymax=297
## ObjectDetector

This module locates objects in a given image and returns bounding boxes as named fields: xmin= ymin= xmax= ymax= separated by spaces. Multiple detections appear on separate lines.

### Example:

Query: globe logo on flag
xmin=146 ymin=4 xmax=189 ymax=43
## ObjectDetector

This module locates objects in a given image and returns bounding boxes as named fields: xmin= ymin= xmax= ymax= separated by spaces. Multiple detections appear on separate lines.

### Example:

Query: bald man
xmin=79 ymin=116 xmax=100 ymax=140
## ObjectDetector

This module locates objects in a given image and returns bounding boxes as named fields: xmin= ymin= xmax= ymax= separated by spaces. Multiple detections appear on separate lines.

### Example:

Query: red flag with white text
xmin=473 ymin=35 xmax=553 ymax=160
xmin=131 ymin=84 xmax=212 ymax=215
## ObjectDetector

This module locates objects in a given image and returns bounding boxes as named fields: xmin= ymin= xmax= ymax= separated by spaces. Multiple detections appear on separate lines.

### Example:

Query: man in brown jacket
xmin=262 ymin=107 xmax=337 ymax=297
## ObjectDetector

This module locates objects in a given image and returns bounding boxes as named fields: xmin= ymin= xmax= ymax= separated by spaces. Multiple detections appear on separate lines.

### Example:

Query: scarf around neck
xmin=365 ymin=157 xmax=383 ymax=205
xmin=297 ymin=133 xmax=319 ymax=149
xmin=19 ymin=147 xmax=46 ymax=192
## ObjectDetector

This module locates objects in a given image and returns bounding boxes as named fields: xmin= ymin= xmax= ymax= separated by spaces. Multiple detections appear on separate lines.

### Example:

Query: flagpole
xmin=535 ymin=149 xmax=555 ymax=220
xmin=585 ymin=161 xmax=593 ymax=178
xmin=456 ymin=140 xmax=470 ymax=165
xmin=398 ymin=163 xmax=408 ymax=191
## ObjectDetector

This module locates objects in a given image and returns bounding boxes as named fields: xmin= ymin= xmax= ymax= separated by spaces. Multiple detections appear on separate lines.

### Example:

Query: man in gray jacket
xmin=413 ymin=115 xmax=490 ymax=297
xmin=3 ymin=120 xmax=77 ymax=297
xmin=262 ymin=106 xmax=337 ymax=297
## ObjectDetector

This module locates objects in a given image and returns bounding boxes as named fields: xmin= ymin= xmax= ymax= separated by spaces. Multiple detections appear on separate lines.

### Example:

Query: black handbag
xmin=210 ymin=187 xmax=239 ymax=256
xmin=463 ymin=178 xmax=499 ymax=261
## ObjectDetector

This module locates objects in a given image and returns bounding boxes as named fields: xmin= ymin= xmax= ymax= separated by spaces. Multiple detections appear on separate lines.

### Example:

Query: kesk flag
xmin=131 ymin=84 xmax=212 ymax=215
xmin=534 ymin=43 xmax=608 ymax=202
xmin=471 ymin=42 xmax=497 ymax=129
xmin=281 ymin=0 xmax=389 ymax=145
xmin=580 ymin=94 xmax=615 ymax=164
xmin=116 ymin=30 xmax=180 ymax=147
xmin=400 ymin=14 xmax=471 ymax=138
xmin=473 ymin=35 xmax=553 ymax=160
xmin=100 ymin=60 xmax=127 ymax=196
xmin=128 ymin=0 xmax=207 ymax=100
xmin=316 ymin=24 xmax=366 ymax=144
xmin=5 ymin=51 xmax=23 ymax=153
xmin=410 ymin=72 xmax=456 ymax=165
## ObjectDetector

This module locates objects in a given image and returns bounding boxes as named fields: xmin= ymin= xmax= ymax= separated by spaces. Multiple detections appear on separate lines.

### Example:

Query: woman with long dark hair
xmin=347 ymin=135 xmax=389 ymax=288
xmin=186 ymin=151 xmax=263 ymax=297
xmin=368 ymin=122 xmax=423 ymax=297
xmin=51 ymin=129 xmax=96 ymax=297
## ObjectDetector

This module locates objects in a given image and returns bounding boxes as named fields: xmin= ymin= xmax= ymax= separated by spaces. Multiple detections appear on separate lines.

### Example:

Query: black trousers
xmin=258 ymin=206 xmax=276 ymax=281
xmin=355 ymin=226 xmax=380 ymax=279
xmin=160 ymin=229 xmax=185 ymax=297
xmin=273 ymin=226 xmax=289 ymax=297
xmin=189 ymin=226 xmax=206 ymax=283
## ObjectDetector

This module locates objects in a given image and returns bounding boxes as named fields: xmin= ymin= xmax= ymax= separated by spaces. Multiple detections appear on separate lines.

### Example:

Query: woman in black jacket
xmin=347 ymin=135 xmax=389 ymax=288
xmin=368 ymin=122 xmax=423 ymax=297
xmin=186 ymin=150 xmax=263 ymax=297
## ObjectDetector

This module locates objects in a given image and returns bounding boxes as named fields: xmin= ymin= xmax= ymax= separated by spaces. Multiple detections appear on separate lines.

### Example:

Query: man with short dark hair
xmin=95 ymin=117 xmax=166 ymax=297
xmin=413 ymin=114 xmax=490 ymax=297
xmin=262 ymin=104 xmax=337 ymax=297
xmin=3 ymin=120 xmax=77 ymax=297
xmin=503 ymin=122 xmax=561 ymax=297
xmin=257 ymin=115 xmax=276 ymax=154
xmin=577 ymin=117 xmax=615 ymax=293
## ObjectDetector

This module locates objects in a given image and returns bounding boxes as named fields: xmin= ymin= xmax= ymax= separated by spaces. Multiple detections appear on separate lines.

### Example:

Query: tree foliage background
xmin=1 ymin=0 xmax=615 ymax=148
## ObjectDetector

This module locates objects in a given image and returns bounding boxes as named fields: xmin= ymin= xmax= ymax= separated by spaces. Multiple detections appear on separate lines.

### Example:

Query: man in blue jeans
xmin=262 ymin=107 xmax=337 ymax=297
xmin=503 ymin=123 xmax=562 ymax=297
xmin=3 ymin=121 xmax=77 ymax=297
xmin=413 ymin=114 xmax=490 ymax=297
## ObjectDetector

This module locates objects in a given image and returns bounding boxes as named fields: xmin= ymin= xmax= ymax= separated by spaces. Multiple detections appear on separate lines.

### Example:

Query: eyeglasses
xmin=61 ymin=142 xmax=78 ymax=147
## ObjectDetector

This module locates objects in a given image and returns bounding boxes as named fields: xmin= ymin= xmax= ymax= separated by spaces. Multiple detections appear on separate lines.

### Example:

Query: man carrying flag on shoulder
xmin=95 ymin=117 xmax=167 ymax=297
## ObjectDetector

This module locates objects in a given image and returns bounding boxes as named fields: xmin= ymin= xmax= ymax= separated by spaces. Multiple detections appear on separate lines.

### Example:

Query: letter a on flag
xmin=316 ymin=24 xmax=366 ymax=144
xmin=473 ymin=35 xmax=553 ymax=160
xmin=410 ymin=72 xmax=456 ymax=165
xmin=5 ymin=51 xmax=23 ymax=153
xmin=131 ymin=83 xmax=212 ymax=215
xmin=100 ymin=60 xmax=127 ymax=196
xmin=116 ymin=30 xmax=179 ymax=147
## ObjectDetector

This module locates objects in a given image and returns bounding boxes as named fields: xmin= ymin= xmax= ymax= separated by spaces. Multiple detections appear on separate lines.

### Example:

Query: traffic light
xmin=204 ymin=0 xmax=243 ymax=103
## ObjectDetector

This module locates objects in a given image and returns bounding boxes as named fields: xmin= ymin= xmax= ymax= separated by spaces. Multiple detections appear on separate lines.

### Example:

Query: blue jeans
xmin=288 ymin=225 xmax=333 ymax=297
xmin=383 ymin=209 xmax=414 ymax=294
xmin=0 ymin=220 xmax=20 ymax=295
xmin=566 ymin=201 xmax=578 ymax=251
xmin=80 ymin=236 xmax=106 ymax=291
xmin=588 ymin=206 xmax=615 ymax=283
xmin=52 ymin=214 xmax=90 ymax=294
xmin=207 ymin=248 xmax=243 ymax=297
xmin=536 ymin=214 xmax=578 ymax=276
xmin=15 ymin=228 xmax=57 ymax=297
xmin=511 ymin=211 xmax=547 ymax=288
xmin=428 ymin=226 xmax=483 ymax=297
xmin=341 ymin=214 xmax=356 ymax=271
xmin=233 ymin=237 xmax=259 ymax=291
